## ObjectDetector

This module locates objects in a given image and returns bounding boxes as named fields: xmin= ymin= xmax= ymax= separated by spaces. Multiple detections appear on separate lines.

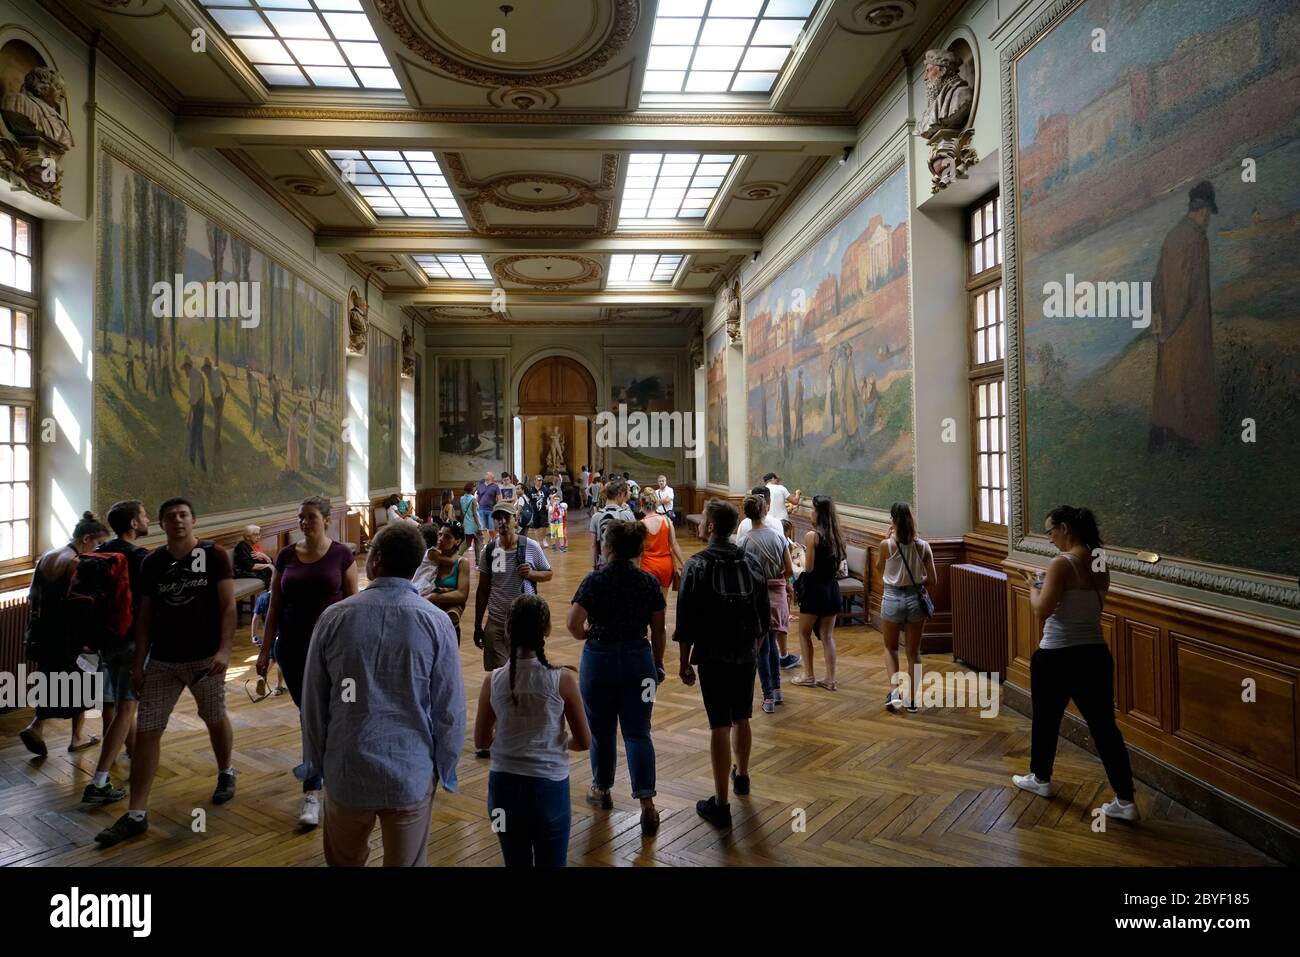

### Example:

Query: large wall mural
xmin=1014 ymin=0 xmax=1300 ymax=578
xmin=744 ymin=162 xmax=913 ymax=508
xmin=95 ymin=151 xmax=343 ymax=517
xmin=706 ymin=327 xmax=729 ymax=484
xmin=437 ymin=356 xmax=506 ymax=481
xmin=368 ymin=327 xmax=400 ymax=492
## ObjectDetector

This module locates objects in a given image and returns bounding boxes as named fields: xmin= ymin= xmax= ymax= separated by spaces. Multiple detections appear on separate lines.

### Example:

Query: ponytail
xmin=1048 ymin=505 xmax=1103 ymax=552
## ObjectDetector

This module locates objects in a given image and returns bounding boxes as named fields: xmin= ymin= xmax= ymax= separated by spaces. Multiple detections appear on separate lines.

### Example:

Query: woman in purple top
xmin=257 ymin=495 xmax=358 ymax=828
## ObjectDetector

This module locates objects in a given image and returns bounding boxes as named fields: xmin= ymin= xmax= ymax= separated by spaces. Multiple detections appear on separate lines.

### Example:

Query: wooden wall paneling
xmin=963 ymin=532 xmax=1009 ymax=570
xmin=1172 ymin=635 xmax=1299 ymax=783
xmin=1122 ymin=618 xmax=1164 ymax=731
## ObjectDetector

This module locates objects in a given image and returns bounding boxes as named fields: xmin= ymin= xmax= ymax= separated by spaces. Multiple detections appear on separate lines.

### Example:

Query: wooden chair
xmin=837 ymin=544 xmax=867 ymax=625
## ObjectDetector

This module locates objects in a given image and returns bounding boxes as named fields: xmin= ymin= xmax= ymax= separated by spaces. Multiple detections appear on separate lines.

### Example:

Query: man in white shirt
xmin=763 ymin=472 xmax=802 ymax=524
xmin=653 ymin=475 xmax=675 ymax=520
xmin=733 ymin=486 xmax=783 ymax=543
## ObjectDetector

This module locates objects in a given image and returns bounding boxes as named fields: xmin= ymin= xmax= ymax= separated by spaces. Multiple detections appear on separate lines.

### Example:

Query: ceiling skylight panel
xmin=618 ymin=153 xmax=735 ymax=222
xmin=200 ymin=1 xmax=400 ymax=89
xmin=608 ymin=255 xmax=683 ymax=285
xmin=414 ymin=255 xmax=493 ymax=281
xmin=643 ymin=0 xmax=815 ymax=96
xmin=328 ymin=149 xmax=463 ymax=218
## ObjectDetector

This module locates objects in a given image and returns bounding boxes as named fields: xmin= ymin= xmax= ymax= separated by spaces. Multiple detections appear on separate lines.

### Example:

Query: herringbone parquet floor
xmin=0 ymin=521 xmax=1278 ymax=866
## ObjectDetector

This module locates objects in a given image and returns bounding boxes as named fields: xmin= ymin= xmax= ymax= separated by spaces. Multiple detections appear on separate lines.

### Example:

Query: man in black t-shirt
xmin=95 ymin=497 xmax=237 ymax=848
xmin=82 ymin=500 xmax=151 ymax=806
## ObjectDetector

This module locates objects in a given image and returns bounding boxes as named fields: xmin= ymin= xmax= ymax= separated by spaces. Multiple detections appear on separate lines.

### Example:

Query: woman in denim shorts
xmin=875 ymin=502 xmax=937 ymax=713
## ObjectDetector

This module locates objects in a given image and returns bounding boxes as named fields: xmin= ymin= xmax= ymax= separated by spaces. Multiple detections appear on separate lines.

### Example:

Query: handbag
xmin=896 ymin=540 xmax=935 ymax=618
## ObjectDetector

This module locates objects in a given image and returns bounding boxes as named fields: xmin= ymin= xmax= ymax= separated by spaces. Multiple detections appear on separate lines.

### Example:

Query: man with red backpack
xmin=674 ymin=499 xmax=770 ymax=828
xmin=95 ymin=497 xmax=237 ymax=848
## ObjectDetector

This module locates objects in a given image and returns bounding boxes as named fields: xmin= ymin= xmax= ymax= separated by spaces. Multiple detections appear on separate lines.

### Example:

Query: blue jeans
xmin=755 ymin=631 xmax=781 ymax=698
xmin=478 ymin=507 xmax=493 ymax=534
xmin=579 ymin=641 xmax=657 ymax=798
xmin=487 ymin=772 xmax=571 ymax=868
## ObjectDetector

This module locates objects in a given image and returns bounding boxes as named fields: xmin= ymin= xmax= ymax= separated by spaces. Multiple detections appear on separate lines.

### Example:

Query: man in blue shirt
xmin=476 ymin=471 xmax=500 ymax=544
xmin=301 ymin=521 xmax=466 ymax=867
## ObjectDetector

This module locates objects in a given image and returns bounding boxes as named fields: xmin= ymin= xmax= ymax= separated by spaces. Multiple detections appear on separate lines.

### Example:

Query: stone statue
xmin=916 ymin=48 xmax=977 ymax=193
xmin=0 ymin=64 xmax=74 ymax=205
xmin=545 ymin=426 xmax=567 ymax=474
xmin=725 ymin=280 xmax=742 ymax=343
xmin=347 ymin=288 xmax=369 ymax=355
xmin=689 ymin=327 xmax=704 ymax=369
xmin=400 ymin=324 xmax=416 ymax=378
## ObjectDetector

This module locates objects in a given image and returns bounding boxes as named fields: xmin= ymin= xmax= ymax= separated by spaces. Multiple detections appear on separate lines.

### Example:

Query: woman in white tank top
xmin=1012 ymin=506 xmax=1138 ymax=822
xmin=474 ymin=595 xmax=591 ymax=867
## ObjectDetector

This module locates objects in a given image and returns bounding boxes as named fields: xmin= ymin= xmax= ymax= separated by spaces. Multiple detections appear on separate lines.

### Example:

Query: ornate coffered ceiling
xmin=48 ymin=0 xmax=962 ymax=325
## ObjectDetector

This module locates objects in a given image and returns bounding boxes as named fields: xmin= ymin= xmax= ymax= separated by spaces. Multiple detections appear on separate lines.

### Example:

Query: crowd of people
xmin=15 ymin=470 xmax=1138 ymax=868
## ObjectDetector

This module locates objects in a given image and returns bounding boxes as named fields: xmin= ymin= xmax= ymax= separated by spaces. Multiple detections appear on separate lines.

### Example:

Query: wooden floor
xmin=0 ymin=520 xmax=1278 ymax=866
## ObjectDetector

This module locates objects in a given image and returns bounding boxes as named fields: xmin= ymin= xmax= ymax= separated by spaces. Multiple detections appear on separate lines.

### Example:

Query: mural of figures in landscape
xmin=607 ymin=355 xmax=677 ymax=480
xmin=1015 ymin=0 xmax=1300 ymax=577
xmin=368 ymin=327 xmax=400 ymax=491
xmin=706 ymin=327 xmax=729 ymax=484
xmin=745 ymin=163 xmax=913 ymax=508
xmin=95 ymin=152 xmax=343 ymax=516
xmin=437 ymin=356 xmax=505 ymax=480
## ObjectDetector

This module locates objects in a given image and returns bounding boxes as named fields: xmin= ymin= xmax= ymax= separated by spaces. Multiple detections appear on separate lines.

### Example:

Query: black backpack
xmin=699 ymin=552 xmax=766 ymax=653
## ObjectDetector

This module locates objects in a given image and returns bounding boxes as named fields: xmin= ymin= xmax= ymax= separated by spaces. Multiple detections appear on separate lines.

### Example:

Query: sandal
xmin=68 ymin=735 xmax=100 ymax=753
xmin=20 ymin=728 xmax=47 ymax=757
xmin=816 ymin=679 xmax=838 ymax=692
xmin=791 ymin=675 xmax=819 ymax=687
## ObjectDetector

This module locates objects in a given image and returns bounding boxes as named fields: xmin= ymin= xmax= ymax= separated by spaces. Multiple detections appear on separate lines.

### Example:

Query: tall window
xmin=0 ymin=204 xmax=36 ymax=569
xmin=967 ymin=192 xmax=1006 ymax=531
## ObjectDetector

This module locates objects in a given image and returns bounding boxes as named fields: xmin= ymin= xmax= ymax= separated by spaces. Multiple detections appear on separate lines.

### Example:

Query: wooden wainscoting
xmin=1004 ymin=555 xmax=1300 ymax=837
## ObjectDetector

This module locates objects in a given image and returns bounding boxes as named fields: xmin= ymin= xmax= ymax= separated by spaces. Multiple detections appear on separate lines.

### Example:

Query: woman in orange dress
xmin=638 ymin=487 xmax=684 ymax=594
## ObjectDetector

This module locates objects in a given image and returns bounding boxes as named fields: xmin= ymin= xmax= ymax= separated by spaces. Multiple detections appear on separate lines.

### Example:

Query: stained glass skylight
xmin=200 ymin=1 xmax=400 ymax=90
xmin=619 ymin=153 xmax=736 ymax=222
xmin=413 ymin=255 xmax=493 ymax=281
xmin=607 ymin=255 xmax=684 ymax=284
xmin=643 ymin=0 xmax=816 ymax=95
xmin=327 ymin=150 xmax=462 ymax=218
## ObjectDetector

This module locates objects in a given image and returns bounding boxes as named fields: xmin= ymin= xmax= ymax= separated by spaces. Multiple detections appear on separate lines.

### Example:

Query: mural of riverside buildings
xmin=1015 ymin=0 xmax=1300 ymax=577
xmin=95 ymin=152 xmax=344 ymax=516
xmin=745 ymin=163 xmax=913 ymax=509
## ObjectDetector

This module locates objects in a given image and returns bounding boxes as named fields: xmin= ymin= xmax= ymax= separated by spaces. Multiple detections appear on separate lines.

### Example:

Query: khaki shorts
xmin=137 ymin=656 xmax=227 ymax=733
xmin=482 ymin=617 xmax=509 ymax=672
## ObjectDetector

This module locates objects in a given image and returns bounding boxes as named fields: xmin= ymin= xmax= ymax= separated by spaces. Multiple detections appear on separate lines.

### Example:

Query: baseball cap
xmin=492 ymin=500 xmax=517 ymax=518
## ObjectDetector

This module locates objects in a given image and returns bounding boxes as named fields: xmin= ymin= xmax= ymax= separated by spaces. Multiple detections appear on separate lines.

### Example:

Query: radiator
xmin=0 ymin=587 xmax=32 ymax=686
xmin=951 ymin=563 xmax=1008 ymax=677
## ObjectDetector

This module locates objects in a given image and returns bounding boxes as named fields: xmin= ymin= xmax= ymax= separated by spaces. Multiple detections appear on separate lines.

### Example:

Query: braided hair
xmin=507 ymin=593 xmax=553 ymax=707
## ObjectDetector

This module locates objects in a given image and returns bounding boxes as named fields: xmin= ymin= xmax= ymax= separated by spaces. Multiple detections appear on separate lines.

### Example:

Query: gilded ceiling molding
xmin=315 ymin=227 xmax=734 ymax=241
xmin=443 ymin=151 xmax=616 ymax=234
xmin=216 ymin=149 xmax=320 ymax=233
xmin=275 ymin=174 xmax=335 ymax=197
xmin=177 ymin=104 xmax=854 ymax=126
xmin=492 ymin=254 xmax=603 ymax=290
xmin=373 ymin=0 xmax=639 ymax=89
xmin=733 ymin=181 xmax=786 ymax=201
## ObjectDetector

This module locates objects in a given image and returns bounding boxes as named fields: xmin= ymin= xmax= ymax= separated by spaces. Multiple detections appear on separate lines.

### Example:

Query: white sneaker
xmin=298 ymin=793 xmax=321 ymax=828
xmin=1012 ymin=772 xmax=1051 ymax=797
xmin=1102 ymin=797 xmax=1140 ymax=821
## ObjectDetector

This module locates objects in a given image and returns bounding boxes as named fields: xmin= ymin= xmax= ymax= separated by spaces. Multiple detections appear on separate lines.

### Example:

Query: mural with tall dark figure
xmin=706 ymin=327 xmax=729 ymax=484
xmin=606 ymin=355 xmax=677 ymax=480
xmin=95 ymin=151 xmax=343 ymax=516
xmin=437 ymin=356 xmax=506 ymax=480
xmin=1015 ymin=0 xmax=1300 ymax=577
xmin=745 ymin=162 xmax=913 ymax=508
xmin=368 ymin=327 xmax=400 ymax=491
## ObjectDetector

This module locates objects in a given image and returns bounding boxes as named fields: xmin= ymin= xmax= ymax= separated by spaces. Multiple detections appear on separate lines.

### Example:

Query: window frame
xmin=0 ymin=202 xmax=39 ymax=573
xmin=966 ymin=190 xmax=1007 ymax=535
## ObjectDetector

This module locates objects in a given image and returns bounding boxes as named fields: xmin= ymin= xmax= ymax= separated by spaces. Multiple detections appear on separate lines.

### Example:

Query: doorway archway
xmin=516 ymin=355 xmax=598 ymax=497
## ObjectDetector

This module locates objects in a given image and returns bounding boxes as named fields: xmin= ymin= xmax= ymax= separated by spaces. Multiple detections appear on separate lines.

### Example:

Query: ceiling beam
xmin=316 ymin=233 xmax=761 ymax=254
xmin=175 ymin=115 xmax=857 ymax=154
xmin=384 ymin=290 xmax=717 ymax=307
